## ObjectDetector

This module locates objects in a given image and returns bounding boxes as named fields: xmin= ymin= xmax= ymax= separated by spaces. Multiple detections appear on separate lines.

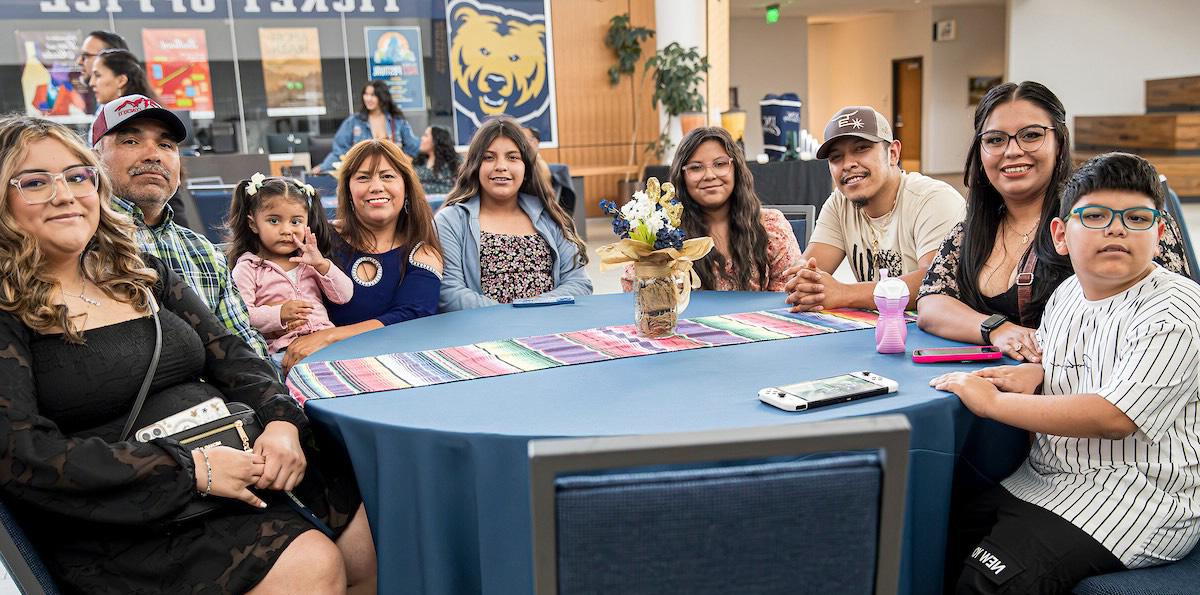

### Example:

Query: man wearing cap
xmin=92 ymin=94 xmax=270 ymax=358
xmin=784 ymin=105 xmax=964 ymax=311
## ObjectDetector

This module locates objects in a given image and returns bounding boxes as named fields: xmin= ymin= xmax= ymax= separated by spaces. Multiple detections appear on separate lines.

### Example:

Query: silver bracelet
xmin=197 ymin=448 xmax=213 ymax=497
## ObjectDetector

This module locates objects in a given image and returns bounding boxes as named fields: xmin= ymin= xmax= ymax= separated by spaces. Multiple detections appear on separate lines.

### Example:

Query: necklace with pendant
xmin=62 ymin=272 xmax=101 ymax=306
xmin=1008 ymin=218 xmax=1039 ymax=245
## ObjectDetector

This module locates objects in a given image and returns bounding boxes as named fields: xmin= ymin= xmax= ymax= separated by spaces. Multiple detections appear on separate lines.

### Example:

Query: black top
xmin=0 ymin=255 xmax=359 ymax=594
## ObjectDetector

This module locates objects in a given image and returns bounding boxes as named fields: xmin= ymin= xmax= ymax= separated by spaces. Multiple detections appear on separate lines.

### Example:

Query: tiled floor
xmin=584 ymin=199 xmax=1200 ymax=295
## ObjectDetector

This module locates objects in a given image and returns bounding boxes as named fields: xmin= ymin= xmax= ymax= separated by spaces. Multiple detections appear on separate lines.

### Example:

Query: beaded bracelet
xmin=197 ymin=448 xmax=213 ymax=497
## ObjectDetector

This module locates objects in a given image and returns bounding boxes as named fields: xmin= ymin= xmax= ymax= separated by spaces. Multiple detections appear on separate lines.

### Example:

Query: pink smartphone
xmin=911 ymin=346 xmax=1003 ymax=364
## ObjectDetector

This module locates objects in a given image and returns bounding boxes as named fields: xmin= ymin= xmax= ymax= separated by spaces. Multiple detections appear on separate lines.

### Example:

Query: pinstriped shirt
xmin=1003 ymin=265 xmax=1200 ymax=568
xmin=111 ymin=197 xmax=270 ymax=358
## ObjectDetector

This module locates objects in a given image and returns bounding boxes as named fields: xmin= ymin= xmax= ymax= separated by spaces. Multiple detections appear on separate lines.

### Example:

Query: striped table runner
xmin=287 ymin=308 xmax=909 ymax=402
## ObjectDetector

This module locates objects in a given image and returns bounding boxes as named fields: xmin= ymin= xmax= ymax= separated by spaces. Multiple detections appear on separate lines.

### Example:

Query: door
xmin=892 ymin=57 xmax=923 ymax=173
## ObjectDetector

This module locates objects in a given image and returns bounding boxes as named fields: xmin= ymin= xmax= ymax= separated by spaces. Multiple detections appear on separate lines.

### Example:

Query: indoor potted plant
xmin=644 ymin=42 xmax=709 ymax=163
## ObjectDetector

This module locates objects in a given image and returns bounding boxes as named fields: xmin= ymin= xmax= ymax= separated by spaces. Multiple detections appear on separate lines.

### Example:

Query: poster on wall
xmin=142 ymin=29 xmax=215 ymax=119
xmin=14 ymin=30 xmax=91 ymax=124
xmin=259 ymin=28 xmax=326 ymax=117
xmin=365 ymin=27 xmax=427 ymax=112
xmin=445 ymin=0 xmax=557 ymax=147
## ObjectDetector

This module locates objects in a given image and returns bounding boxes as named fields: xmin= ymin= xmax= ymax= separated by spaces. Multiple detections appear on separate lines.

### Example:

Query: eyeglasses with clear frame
xmin=682 ymin=158 xmax=733 ymax=179
xmin=1069 ymin=205 xmax=1162 ymax=231
xmin=8 ymin=166 xmax=101 ymax=205
xmin=978 ymin=125 xmax=1053 ymax=155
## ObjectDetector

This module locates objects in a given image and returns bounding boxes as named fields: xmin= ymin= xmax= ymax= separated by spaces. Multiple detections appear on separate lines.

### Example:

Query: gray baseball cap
xmin=816 ymin=106 xmax=894 ymax=159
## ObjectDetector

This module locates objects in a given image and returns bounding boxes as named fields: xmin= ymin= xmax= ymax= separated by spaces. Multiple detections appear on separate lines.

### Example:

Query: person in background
xmin=916 ymin=82 xmax=1191 ymax=362
xmin=415 ymin=125 xmax=460 ymax=195
xmin=314 ymin=81 xmax=419 ymax=173
xmin=93 ymin=95 xmax=270 ymax=357
xmin=436 ymin=116 xmax=591 ymax=310
xmin=225 ymin=175 xmax=353 ymax=359
xmin=784 ymin=105 xmax=965 ymax=312
xmin=523 ymin=125 xmax=555 ymax=200
xmin=620 ymin=126 xmax=801 ymax=292
xmin=282 ymin=139 xmax=443 ymax=372
xmin=0 ymin=114 xmax=375 ymax=595
xmin=89 ymin=48 xmax=157 ymax=106
xmin=935 ymin=153 xmax=1200 ymax=594
xmin=76 ymin=30 xmax=127 ymax=86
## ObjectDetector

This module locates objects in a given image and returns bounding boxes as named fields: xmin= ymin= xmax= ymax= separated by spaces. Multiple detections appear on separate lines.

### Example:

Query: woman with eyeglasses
xmin=622 ymin=127 xmax=802 ymax=292
xmin=0 ymin=115 xmax=375 ymax=594
xmin=916 ymin=81 xmax=1191 ymax=361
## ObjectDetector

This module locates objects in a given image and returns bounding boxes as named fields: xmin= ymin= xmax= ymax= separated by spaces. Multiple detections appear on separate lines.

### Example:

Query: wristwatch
xmin=980 ymin=314 xmax=1008 ymax=344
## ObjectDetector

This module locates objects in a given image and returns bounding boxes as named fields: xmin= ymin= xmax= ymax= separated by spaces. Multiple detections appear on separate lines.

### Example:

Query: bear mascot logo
xmin=448 ymin=0 xmax=553 ymax=141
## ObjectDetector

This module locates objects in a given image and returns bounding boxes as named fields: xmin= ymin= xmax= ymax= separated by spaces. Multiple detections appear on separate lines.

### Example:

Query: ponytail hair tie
xmin=245 ymin=172 xmax=267 ymax=196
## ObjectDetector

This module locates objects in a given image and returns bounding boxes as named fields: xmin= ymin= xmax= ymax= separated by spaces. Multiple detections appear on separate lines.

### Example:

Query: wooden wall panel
xmin=706 ymin=0 xmax=730 ymax=118
xmin=548 ymin=0 xmax=660 ymax=216
xmin=1147 ymin=76 xmax=1200 ymax=113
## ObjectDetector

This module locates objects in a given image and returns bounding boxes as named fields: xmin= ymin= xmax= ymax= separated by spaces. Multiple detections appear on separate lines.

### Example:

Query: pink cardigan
xmin=232 ymin=252 xmax=354 ymax=354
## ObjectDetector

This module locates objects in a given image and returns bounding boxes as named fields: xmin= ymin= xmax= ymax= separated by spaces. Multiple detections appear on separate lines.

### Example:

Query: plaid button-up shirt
xmin=112 ymin=197 xmax=270 ymax=358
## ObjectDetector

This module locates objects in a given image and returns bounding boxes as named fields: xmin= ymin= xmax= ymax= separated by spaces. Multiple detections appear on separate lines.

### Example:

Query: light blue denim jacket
xmin=434 ymin=193 xmax=593 ymax=311
xmin=318 ymin=113 xmax=419 ymax=170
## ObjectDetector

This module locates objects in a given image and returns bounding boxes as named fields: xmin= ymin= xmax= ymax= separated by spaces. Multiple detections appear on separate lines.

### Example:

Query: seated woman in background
xmin=0 ymin=115 xmax=374 ymax=593
xmin=89 ymin=48 xmax=157 ymax=106
xmin=282 ymin=138 xmax=443 ymax=371
xmin=313 ymin=80 xmax=420 ymax=174
xmin=622 ymin=127 xmax=801 ymax=292
xmin=917 ymin=81 xmax=1191 ymax=361
xmin=415 ymin=125 xmax=460 ymax=194
xmin=435 ymin=116 xmax=592 ymax=311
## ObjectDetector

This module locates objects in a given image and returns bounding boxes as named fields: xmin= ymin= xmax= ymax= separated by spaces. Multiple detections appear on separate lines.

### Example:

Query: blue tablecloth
xmin=301 ymin=292 xmax=1028 ymax=594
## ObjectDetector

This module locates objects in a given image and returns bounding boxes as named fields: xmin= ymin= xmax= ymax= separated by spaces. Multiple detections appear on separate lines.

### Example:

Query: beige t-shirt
xmin=810 ymin=171 xmax=964 ymax=282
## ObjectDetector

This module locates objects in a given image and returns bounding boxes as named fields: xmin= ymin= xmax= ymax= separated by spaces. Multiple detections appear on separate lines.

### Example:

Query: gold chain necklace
xmin=862 ymin=197 xmax=899 ymax=252
xmin=1007 ymin=216 xmax=1039 ymax=245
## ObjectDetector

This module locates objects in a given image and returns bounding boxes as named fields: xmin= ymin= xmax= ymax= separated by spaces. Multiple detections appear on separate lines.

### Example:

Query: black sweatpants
xmin=944 ymin=486 xmax=1125 ymax=594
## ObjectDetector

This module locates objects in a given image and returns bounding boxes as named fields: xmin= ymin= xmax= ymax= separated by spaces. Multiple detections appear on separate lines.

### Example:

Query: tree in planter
xmin=605 ymin=14 xmax=654 ymax=183
xmin=645 ymin=42 xmax=709 ymax=162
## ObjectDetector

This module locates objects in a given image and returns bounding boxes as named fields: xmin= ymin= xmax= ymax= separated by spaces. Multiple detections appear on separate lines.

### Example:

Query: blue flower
xmin=611 ymin=217 xmax=631 ymax=238
xmin=599 ymin=200 xmax=619 ymax=216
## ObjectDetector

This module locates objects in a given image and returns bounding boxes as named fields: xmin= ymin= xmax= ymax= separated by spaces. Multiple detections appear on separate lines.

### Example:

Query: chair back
xmin=1161 ymin=177 xmax=1200 ymax=283
xmin=529 ymin=415 xmax=910 ymax=595
xmin=187 ymin=184 xmax=238 ymax=243
xmin=0 ymin=499 xmax=57 ymax=594
xmin=309 ymin=135 xmax=336 ymax=168
xmin=766 ymin=204 xmax=817 ymax=251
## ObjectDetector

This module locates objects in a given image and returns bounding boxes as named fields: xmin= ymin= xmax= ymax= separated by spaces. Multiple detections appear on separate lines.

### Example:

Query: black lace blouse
xmin=0 ymin=255 xmax=357 ymax=594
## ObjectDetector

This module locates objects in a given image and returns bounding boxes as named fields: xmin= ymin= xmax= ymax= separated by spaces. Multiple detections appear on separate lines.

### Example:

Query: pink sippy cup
xmin=874 ymin=269 xmax=909 ymax=354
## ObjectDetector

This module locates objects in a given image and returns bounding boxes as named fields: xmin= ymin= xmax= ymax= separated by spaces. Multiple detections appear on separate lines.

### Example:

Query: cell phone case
xmin=135 ymin=398 xmax=231 ymax=443
xmin=912 ymin=349 xmax=1004 ymax=364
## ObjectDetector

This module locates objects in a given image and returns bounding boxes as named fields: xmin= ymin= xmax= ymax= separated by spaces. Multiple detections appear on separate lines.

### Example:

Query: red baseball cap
xmin=89 ymin=94 xmax=187 ymax=147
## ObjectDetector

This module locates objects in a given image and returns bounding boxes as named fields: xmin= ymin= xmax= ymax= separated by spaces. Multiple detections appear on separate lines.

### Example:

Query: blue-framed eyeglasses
xmin=1069 ymin=205 xmax=1162 ymax=231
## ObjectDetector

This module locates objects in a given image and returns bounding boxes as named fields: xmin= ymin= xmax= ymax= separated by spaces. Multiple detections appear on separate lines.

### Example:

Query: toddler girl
xmin=225 ymin=173 xmax=353 ymax=356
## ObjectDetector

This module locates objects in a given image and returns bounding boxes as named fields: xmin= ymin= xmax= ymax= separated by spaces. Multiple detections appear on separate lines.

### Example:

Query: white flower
xmin=631 ymin=190 xmax=648 ymax=203
xmin=621 ymin=198 xmax=650 ymax=222
xmin=646 ymin=210 xmax=668 ymax=233
xmin=303 ymin=183 xmax=316 ymax=197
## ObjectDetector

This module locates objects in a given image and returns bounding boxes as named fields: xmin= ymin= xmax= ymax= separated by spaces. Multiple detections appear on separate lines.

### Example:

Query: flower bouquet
xmin=597 ymin=178 xmax=714 ymax=337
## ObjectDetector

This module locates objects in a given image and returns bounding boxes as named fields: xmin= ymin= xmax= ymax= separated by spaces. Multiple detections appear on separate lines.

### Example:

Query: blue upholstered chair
xmin=528 ymin=415 xmax=910 ymax=595
xmin=766 ymin=203 xmax=817 ymax=251
xmin=1073 ymin=544 xmax=1200 ymax=595
xmin=0 ymin=499 xmax=58 ymax=594
xmin=1160 ymin=177 xmax=1200 ymax=284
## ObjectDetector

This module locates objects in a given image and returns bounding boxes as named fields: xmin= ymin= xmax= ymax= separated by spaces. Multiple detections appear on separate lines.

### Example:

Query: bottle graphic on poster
xmin=21 ymin=41 xmax=52 ymax=116
xmin=873 ymin=268 xmax=909 ymax=354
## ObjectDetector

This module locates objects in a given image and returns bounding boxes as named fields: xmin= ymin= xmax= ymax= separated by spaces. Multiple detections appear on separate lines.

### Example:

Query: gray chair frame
xmin=529 ymin=414 xmax=911 ymax=595
xmin=0 ymin=504 xmax=53 ymax=594
xmin=766 ymin=203 xmax=817 ymax=250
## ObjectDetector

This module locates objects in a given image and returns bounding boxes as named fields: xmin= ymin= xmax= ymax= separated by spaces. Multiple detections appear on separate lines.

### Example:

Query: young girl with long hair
xmin=435 ymin=116 xmax=591 ymax=311
xmin=314 ymin=80 xmax=420 ymax=173
xmin=416 ymin=125 xmax=461 ymax=194
xmin=224 ymin=175 xmax=352 ymax=357
xmin=622 ymin=127 xmax=801 ymax=291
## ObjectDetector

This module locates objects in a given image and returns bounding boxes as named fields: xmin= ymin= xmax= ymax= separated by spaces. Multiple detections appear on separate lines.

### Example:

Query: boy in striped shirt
xmin=933 ymin=152 xmax=1200 ymax=594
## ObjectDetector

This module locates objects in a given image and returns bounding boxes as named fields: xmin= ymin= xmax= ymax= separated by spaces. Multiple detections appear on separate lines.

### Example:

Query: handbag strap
xmin=1015 ymin=246 xmax=1037 ymax=326
xmin=120 ymin=294 xmax=163 ymax=442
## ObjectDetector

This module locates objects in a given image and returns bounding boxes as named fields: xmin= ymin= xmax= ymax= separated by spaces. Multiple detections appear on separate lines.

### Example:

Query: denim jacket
xmin=434 ymin=193 xmax=592 ymax=311
xmin=318 ymin=113 xmax=419 ymax=170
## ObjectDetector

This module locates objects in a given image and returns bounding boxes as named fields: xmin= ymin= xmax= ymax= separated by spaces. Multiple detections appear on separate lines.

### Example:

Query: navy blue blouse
xmin=327 ymin=241 xmax=440 ymax=327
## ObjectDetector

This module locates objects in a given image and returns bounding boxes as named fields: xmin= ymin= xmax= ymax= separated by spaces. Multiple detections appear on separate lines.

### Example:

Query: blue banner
xmin=446 ymin=0 xmax=557 ymax=147
xmin=10 ymin=0 xmax=446 ymax=19
xmin=365 ymin=26 xmax=426 ymax=111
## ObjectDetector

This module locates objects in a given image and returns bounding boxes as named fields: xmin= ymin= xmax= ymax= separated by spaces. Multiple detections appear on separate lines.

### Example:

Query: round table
xmin=300 ymin=292 xmax=1027 ymax=594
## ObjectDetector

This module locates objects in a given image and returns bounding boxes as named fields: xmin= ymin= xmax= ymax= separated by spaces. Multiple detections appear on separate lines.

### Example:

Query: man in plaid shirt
xmin=91 ymin=95 xmax=270 ymax=358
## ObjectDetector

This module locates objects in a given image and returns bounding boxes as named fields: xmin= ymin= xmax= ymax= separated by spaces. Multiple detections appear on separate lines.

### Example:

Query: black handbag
xmin=119 ymin=296 xmax=266 ymax=524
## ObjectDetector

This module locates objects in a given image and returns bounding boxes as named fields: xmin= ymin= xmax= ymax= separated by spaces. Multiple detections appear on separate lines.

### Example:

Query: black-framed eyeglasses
xmin=8 ymin=166 xmax=101 ymax=205
xmin=682 ymin=158 xmax=733 ymax=179
xmin=979 ymin=125 xmax=1053 ymax=155
xmin=1070 ymin=205 xmax=1162 ymax=231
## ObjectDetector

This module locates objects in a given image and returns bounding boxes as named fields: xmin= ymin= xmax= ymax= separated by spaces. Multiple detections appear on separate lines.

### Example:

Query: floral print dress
xmin=479 ymin=231 xmax=556 ymax=303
